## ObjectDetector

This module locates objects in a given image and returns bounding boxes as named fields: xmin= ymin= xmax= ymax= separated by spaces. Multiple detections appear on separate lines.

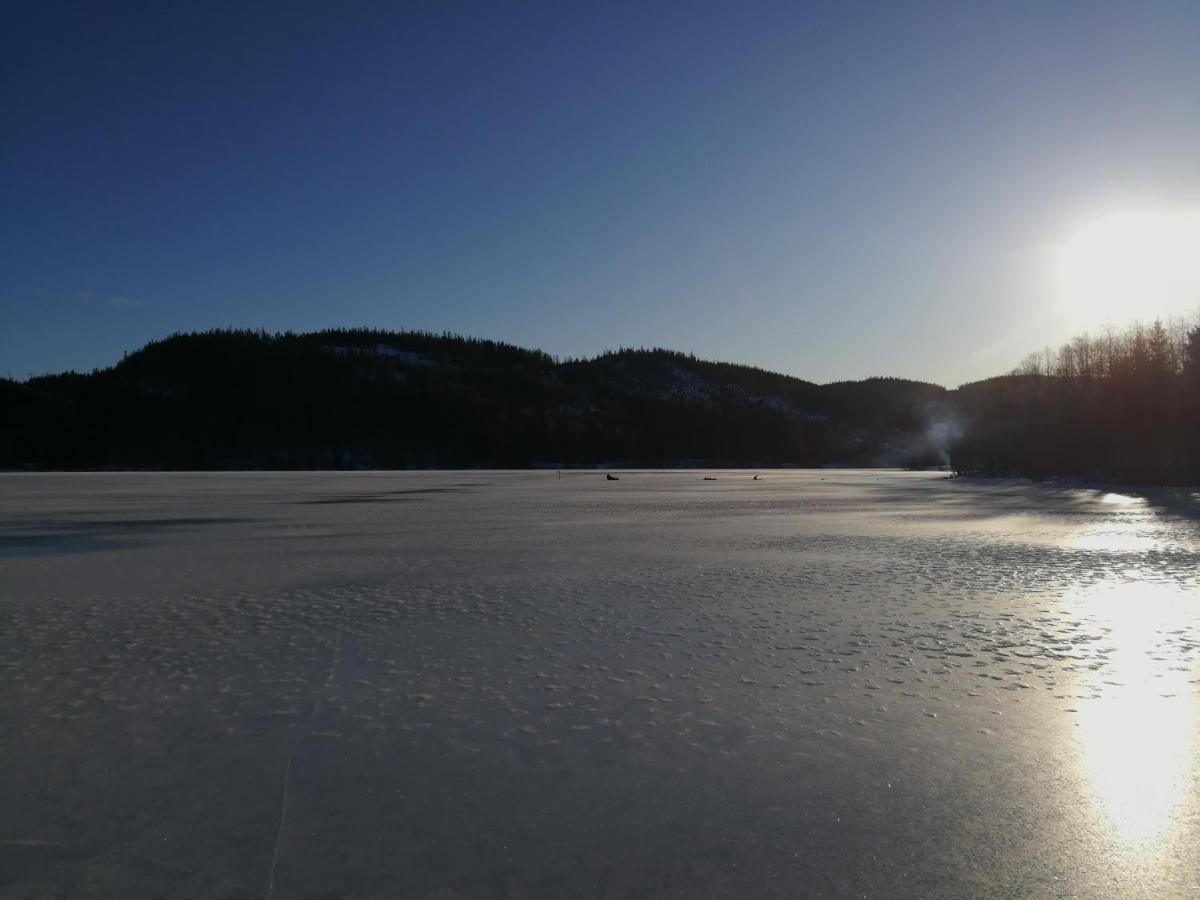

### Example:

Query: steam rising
xmin=921 ymin=400 xmax=966 ymax=467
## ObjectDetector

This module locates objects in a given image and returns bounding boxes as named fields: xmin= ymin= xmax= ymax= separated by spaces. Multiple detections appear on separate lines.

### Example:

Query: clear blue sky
xmin=3 ymin=1 xmax=1198 ymax=385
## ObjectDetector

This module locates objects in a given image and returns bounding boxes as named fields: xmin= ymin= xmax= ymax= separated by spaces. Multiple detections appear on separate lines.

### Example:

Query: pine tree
xmin=1185 ymin=324 xmax=1200 ymax=384
xmin=1147 ymin=318 xmax=1172 ymax=377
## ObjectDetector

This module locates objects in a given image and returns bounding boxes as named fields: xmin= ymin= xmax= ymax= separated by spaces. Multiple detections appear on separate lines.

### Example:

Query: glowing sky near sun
xmin=1055 ymin=211 xmax=1200 ymax=331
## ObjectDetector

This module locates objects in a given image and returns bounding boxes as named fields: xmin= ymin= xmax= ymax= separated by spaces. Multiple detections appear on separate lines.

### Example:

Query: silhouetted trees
xmin=9 ymin=319 xmax=1194 ymax=482
xmin=951 ymin=314 xmax=1200 ymax=484
xmin=0 ymin=329 xmax=948 ymax=471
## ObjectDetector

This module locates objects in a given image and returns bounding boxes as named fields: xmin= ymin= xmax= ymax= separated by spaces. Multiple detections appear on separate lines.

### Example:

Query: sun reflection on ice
xmin=1098 ymin=492 xmax=1143 ymax=506
xmin=1070 ymin=494 xmax=1165 ymax=553
xmin=1075 ymin=580 xmax=1198 ymax=846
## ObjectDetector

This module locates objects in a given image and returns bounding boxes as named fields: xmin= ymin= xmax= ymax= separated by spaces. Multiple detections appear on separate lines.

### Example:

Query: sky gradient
xmin=3 ymin=1 xmax=1199 ymax=385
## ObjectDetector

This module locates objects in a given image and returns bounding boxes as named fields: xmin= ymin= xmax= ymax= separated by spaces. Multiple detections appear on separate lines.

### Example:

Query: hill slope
xmin=1 ymin=329 xmax=951 ymax=470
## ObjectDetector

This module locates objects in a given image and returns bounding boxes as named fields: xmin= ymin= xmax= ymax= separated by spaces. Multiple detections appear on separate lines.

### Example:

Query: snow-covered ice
xmin=1 ymin=470 xmax=1198 ymax=897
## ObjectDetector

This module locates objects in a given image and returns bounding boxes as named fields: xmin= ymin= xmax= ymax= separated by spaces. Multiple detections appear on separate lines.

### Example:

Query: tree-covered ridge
xmin=1 ymin=329 xmax=948 ymax=471
xmin=950 ymin=316 xmax=1200 ymax=484
xmin=5 ymin=319 xmax=1197 ymax=482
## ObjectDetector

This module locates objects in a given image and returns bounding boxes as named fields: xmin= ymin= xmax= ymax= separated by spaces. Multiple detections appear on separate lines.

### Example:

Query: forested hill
xmin=9 ymin=322 xmax=1196 ymax=480
xmin=950 ymin=317 xmax=1200 ymax=485
xmin=0 ymin=329 xmax=952 ymax=470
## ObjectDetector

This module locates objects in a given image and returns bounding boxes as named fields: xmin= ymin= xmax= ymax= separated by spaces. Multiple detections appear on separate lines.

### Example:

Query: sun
xmin=1055 ymin=210 xmax=1200 ymax=327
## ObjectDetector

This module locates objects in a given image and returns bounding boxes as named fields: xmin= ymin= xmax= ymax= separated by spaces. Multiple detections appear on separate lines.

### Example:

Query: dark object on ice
xmin=753 ymin=474 xmax=759 ymax=480
xmin=606 ymin=473 xmax=619 ymax=481
xmin=703 ymin=476 xmax=717 ymax=481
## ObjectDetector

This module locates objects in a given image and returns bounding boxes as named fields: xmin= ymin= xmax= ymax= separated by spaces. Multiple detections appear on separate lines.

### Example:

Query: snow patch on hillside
xmin=325 ymin=345 xmax=433 ymax=366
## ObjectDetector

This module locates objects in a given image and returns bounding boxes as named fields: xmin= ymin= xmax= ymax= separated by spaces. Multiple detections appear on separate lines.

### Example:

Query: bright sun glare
xmin=1075 ymin=579 xmax=1197 ymax=848
xmin=1056 ymin=211 xmax=1200 ymax=327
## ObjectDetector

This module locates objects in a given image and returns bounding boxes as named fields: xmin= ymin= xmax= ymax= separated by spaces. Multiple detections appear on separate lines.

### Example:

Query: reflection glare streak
xmin=1074 ymin=580 xmax=1197 ymax=846
xmin=1098 ymin=492 xmax=1144 ymax=506
xmin=1070 ymin=499 xmax=1163 ymax=553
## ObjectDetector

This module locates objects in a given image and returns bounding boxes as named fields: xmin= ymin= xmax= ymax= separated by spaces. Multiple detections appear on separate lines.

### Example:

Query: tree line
xmin=0 ymin=329 xmax=949 ymax=471
xmin=5 ymin=318 xmax=1196 ymax=483
xmin=951 ymin=315 xmax=1200 ymax=484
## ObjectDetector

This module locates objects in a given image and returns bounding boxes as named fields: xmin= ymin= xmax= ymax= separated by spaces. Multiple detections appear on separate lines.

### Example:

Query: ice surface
xmin=1 ymin=470 xmax=1198 ymax=897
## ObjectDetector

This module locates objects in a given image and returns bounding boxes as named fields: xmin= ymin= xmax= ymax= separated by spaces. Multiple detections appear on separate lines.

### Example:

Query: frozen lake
xmin=2 ymin=470 xmax=1199 ymax=897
